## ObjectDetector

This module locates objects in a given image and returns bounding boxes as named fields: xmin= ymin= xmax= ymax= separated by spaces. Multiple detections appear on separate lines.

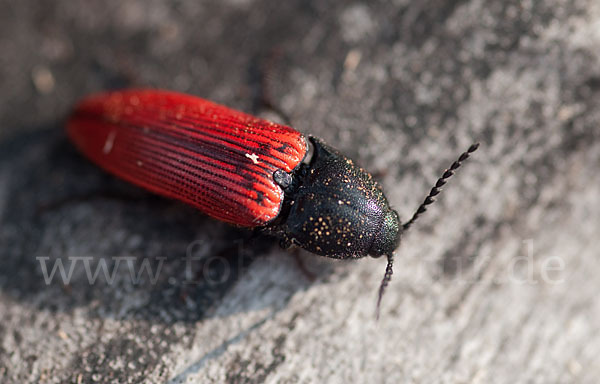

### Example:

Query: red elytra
xmin=67 ymin=89 xmax=308 ymax=227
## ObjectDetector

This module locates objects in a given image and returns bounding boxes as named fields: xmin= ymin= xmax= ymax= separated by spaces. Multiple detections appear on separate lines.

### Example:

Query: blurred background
xmin=1 ymin=0 xmax=599 ymax=383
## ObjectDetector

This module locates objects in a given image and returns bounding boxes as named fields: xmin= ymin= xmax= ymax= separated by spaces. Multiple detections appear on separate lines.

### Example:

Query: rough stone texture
xmin=1 ymin=0 xmax=599 ymax=383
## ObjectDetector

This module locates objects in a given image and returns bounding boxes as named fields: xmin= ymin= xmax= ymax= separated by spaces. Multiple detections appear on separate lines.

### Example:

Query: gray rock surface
xmin=1 ymin=0 xmax=599 ymax=382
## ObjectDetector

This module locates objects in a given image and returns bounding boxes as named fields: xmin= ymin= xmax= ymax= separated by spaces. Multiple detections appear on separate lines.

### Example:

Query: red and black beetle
xmin=67 ymin=89 xmax=478 ymax=315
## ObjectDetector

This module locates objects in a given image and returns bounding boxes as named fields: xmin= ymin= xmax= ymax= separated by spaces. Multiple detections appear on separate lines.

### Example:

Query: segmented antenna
xmin=376 ymin=253 xmax=394 ymax=320
xmin=402 ymin=143 xmax=480 ymax=232
xmin=375 ymin=142 xmax=479 ymax=318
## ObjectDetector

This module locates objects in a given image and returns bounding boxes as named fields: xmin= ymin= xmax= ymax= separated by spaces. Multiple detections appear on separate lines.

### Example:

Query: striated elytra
xmin=67 ymin=89 xmax=479 ymax=316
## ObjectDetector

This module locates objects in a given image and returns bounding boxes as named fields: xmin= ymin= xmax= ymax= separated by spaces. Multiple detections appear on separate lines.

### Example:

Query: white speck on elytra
xmin=136 ymin=160 xmax=143 ymax=167
xmin=245 ymin=153 xmax=260 ymax=164
xmin=102 ymin=131 xmax=117 ymax=154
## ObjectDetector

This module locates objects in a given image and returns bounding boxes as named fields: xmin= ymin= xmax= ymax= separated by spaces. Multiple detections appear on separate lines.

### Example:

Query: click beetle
xmin=67 ymin=89 xmax=479 ymax=315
